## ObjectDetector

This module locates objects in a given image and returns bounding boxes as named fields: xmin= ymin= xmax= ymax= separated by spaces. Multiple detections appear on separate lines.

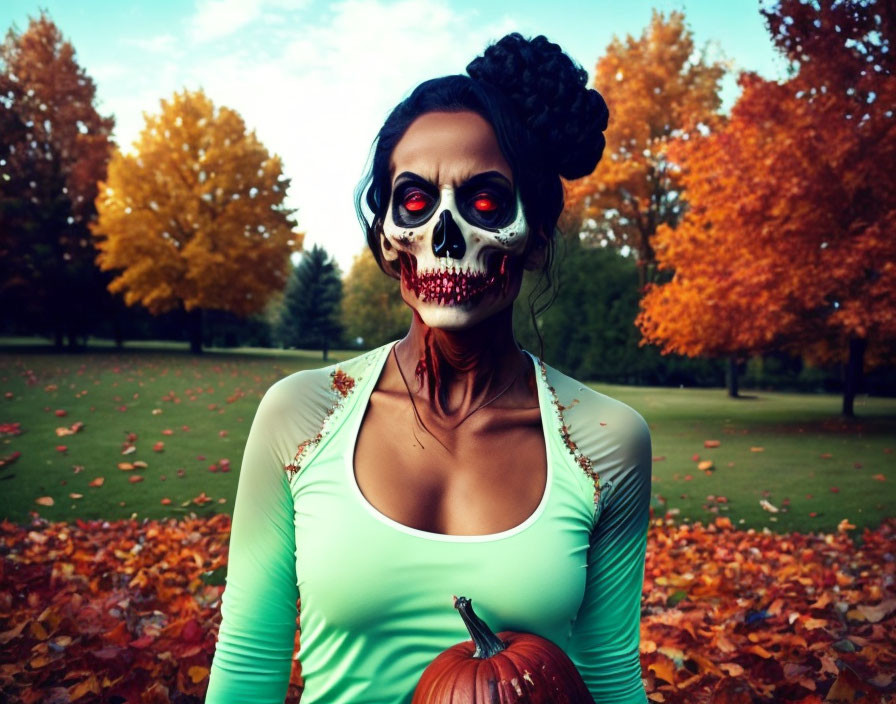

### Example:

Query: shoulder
xmin=538 ymin=360 xmax=652 ymax=520
xmin=540 ymin=359 xmax=651 ymax=461
xmin=257 ymin=345 xmax=390 ymax=427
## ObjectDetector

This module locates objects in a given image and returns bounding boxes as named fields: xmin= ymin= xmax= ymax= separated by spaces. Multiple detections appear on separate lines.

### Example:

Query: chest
xmin=353 ymin=391 xmax=547 ymax=535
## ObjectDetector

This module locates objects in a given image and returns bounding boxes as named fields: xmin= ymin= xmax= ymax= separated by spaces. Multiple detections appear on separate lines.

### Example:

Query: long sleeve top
xmin=206 ymin=342 xmax=651 ymax=703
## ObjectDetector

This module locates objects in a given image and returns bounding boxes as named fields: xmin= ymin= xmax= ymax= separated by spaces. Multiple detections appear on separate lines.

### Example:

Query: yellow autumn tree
xmin=565 ymin=10 xmax=727 ymax=289
xmin=91 ymin=89 xmax=302 ymax=352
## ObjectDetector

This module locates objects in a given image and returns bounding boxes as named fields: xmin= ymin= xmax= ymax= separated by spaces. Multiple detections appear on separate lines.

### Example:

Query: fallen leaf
xmin=55 ymin=421 xmax=85 ymax=437
xmin=718 ymin=662 xmax=745 ymax=677
xmin=187 ymin=665 xmax=209 ymax=684
xmin=88 ymin=477 xmax=104 ymax=487
xmin=745 ymin=644 xmax=773 ymax=659
xmin=192 ymin=492 xmax=212 ymax=506
xmin=703 ymin=440 xmax=720 ymax=448
xmin=760 ymin=499 xmax=779 ymax=513
xmin=856 ymin=599 xmax=896 ymax=623
xmin=872 ymin=474 xmax=885 ymax=481
xmin=648 ymin=656 xmax=677 ymax=685
xmin=825 ymin=665 xmax=863 ymax=703
xmin=750 ymin=446 xmax=764 ymax=452
xmin=117 ymin=463 xmax=135 ymax=471
xmin=35 ymin=496 xmax=54 ymax=506
xmin=153 ymin=442 xmax=164 ymax=452
xmin=128 ymin=476 xmax=144 ymax=484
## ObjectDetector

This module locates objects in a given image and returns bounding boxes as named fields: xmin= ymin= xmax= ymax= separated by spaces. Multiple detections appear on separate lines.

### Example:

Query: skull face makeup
xmin=380 ymin=111 xmax=530 ymax=330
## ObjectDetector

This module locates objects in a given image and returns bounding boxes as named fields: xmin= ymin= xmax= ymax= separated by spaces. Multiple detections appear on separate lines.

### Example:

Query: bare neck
xmin=395 ymin=306 xmax=531 ymax=418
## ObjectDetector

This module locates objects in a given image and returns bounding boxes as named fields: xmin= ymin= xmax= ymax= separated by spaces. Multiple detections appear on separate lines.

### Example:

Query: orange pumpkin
xmin=412 ymin=596 xmax=594 ymax=703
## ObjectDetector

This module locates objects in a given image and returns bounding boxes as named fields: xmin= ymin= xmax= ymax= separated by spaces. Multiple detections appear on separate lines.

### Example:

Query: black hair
xmin=353 ymin=33 xmax=609 ymax=338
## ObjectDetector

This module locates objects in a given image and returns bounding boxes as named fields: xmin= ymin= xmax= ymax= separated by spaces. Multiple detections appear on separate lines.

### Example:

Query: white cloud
xmin=123 ymin=33 xmax=178 ymax=54
xmin=189 ymin=0 xmax=309 ymax=42
xmin=105 ymin=0 xmax=517 ymax=272
xmin=181 ymin=0 xmax=518 ymax=271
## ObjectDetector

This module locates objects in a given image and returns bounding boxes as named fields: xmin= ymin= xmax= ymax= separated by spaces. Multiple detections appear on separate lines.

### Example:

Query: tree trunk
xmin=189 ymin=308 xmax=204 ymax=354
xmin=726 ymin=356 xmax=740 ymax=398
xmin=113 ymin=315 xmax=124 ymax=348
xmin=842 ymin=336 xmax=866 ymax=418
xmin=322 ymin=339 xmax=329 ymax=361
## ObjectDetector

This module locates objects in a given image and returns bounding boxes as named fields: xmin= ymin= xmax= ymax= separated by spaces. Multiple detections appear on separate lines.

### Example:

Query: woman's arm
xmin=568 ymin=410 xmax=652 ymax=703
xmin=206 ymin=378 xmax=304 ymax=703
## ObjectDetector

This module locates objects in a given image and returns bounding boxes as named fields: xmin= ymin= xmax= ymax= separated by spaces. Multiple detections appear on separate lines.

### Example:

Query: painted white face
xmin=380 ymin=111 xmax=530 ymax=330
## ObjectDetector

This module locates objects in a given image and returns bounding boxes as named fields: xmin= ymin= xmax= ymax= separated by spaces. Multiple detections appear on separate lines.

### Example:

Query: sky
xmin=2 ymin=0 xmax=787 ymax=274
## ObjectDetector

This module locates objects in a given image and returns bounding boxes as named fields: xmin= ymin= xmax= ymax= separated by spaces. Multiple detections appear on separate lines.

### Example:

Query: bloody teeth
xmin=404 ymin=267 xmax=497 ymax=304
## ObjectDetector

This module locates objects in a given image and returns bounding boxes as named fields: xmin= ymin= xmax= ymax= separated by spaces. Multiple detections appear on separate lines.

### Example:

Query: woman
xmin=207 ymin=33 xmax=651 ymax=704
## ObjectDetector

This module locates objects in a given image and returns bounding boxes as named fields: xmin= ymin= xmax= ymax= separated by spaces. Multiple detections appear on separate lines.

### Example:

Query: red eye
xmin=473 ymin=195 xmax=498 ymax=212
xmin=403 ymin=192 xmax=429 ymax=212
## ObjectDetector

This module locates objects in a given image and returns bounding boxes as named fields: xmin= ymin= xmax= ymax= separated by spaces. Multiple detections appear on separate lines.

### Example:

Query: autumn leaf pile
xmin=641 ymin=516 xmax=896 ymax=703
xmin=2 ymin=514 xmax=894 ymax=703
xmin=0 ymin=513 xmax=300 ymax=704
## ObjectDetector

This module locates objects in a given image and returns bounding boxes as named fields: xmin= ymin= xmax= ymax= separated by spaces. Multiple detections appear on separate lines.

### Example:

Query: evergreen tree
xmin=276 ymin=245 xmax=343 ymax=359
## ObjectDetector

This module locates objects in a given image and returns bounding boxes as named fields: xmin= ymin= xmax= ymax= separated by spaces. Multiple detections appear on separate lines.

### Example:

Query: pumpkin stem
xmin=454 ymin=596 xmax=507 ymax=659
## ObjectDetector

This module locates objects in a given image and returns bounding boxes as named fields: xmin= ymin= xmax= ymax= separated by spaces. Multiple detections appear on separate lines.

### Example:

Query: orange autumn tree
xmin=92 ymin=89 xmax=302 ymax=353
xmin=638 ymin=0 xmax=896 ymax=414
xmin=564 ymin=10 xmax=726 ymax=289
xmin=0 ymin=12 xmax=115 ymax=347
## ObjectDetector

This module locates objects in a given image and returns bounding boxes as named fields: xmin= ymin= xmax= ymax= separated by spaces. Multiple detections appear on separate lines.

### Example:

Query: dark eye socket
xmin=402 ymin=189 xmax=431 ymax=213
xmin=472 ymin=193 xmax=499 ymax=212
xmin=462 ymin=188 xmax=511 ymax=227
xmin=392 ymin=181 xmax=438 ymax=227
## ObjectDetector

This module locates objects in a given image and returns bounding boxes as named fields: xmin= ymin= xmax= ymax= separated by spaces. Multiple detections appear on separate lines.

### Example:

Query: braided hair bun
xmin=466 ymin=33 xmax=609 ymax=180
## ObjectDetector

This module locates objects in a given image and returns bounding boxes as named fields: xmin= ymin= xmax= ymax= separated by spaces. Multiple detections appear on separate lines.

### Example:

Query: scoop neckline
xmin=342 ymin=342 xmax=554 ymax=543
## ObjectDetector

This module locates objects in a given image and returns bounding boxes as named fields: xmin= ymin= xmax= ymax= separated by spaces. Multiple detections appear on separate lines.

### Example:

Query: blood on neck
xmin=402 ymin=307 xmax=526 ymax=417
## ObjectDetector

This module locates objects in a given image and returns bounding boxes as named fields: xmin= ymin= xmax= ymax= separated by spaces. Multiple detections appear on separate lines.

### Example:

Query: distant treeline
xmin=3 ymin=240 xmax=893 ymax=397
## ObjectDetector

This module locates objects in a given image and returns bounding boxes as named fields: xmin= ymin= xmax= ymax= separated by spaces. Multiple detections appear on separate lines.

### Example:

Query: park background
xmin=1 ymin=1 xmax=895 ymax=703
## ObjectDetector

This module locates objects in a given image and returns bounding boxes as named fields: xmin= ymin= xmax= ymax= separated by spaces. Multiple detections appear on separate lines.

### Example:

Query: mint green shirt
xmin=207 ymin=343 xmax=651 ymax=703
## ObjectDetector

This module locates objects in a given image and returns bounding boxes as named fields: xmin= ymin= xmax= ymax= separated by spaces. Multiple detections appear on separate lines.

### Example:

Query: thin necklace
xmin=392 ymin=344 xmax=524 ymax=435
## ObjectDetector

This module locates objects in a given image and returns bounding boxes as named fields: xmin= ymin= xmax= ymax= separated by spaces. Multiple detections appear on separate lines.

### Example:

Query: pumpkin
xmin=412 ymin=596 xmax=594 ymax=703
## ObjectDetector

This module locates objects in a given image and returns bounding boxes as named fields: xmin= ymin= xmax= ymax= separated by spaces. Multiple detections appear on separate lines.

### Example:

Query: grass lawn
xmin=599 ymin=383 xmax=895 ymax=536
xmin=1 ymin=339 xmax=894 ymax=537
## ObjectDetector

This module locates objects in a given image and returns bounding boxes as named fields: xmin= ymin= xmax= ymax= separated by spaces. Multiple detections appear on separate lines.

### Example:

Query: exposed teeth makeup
xmin=399 ymin=253 xmax=512 ymax=305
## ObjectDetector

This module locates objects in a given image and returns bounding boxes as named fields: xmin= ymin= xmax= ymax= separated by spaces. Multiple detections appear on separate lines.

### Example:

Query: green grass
xmin=0 ymin=341 xmax=353 ymax=526
xmin=1 ymin=340 xmax=893 ymax=537
xmin=592 ymin=383 xmax=895 ymax=535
